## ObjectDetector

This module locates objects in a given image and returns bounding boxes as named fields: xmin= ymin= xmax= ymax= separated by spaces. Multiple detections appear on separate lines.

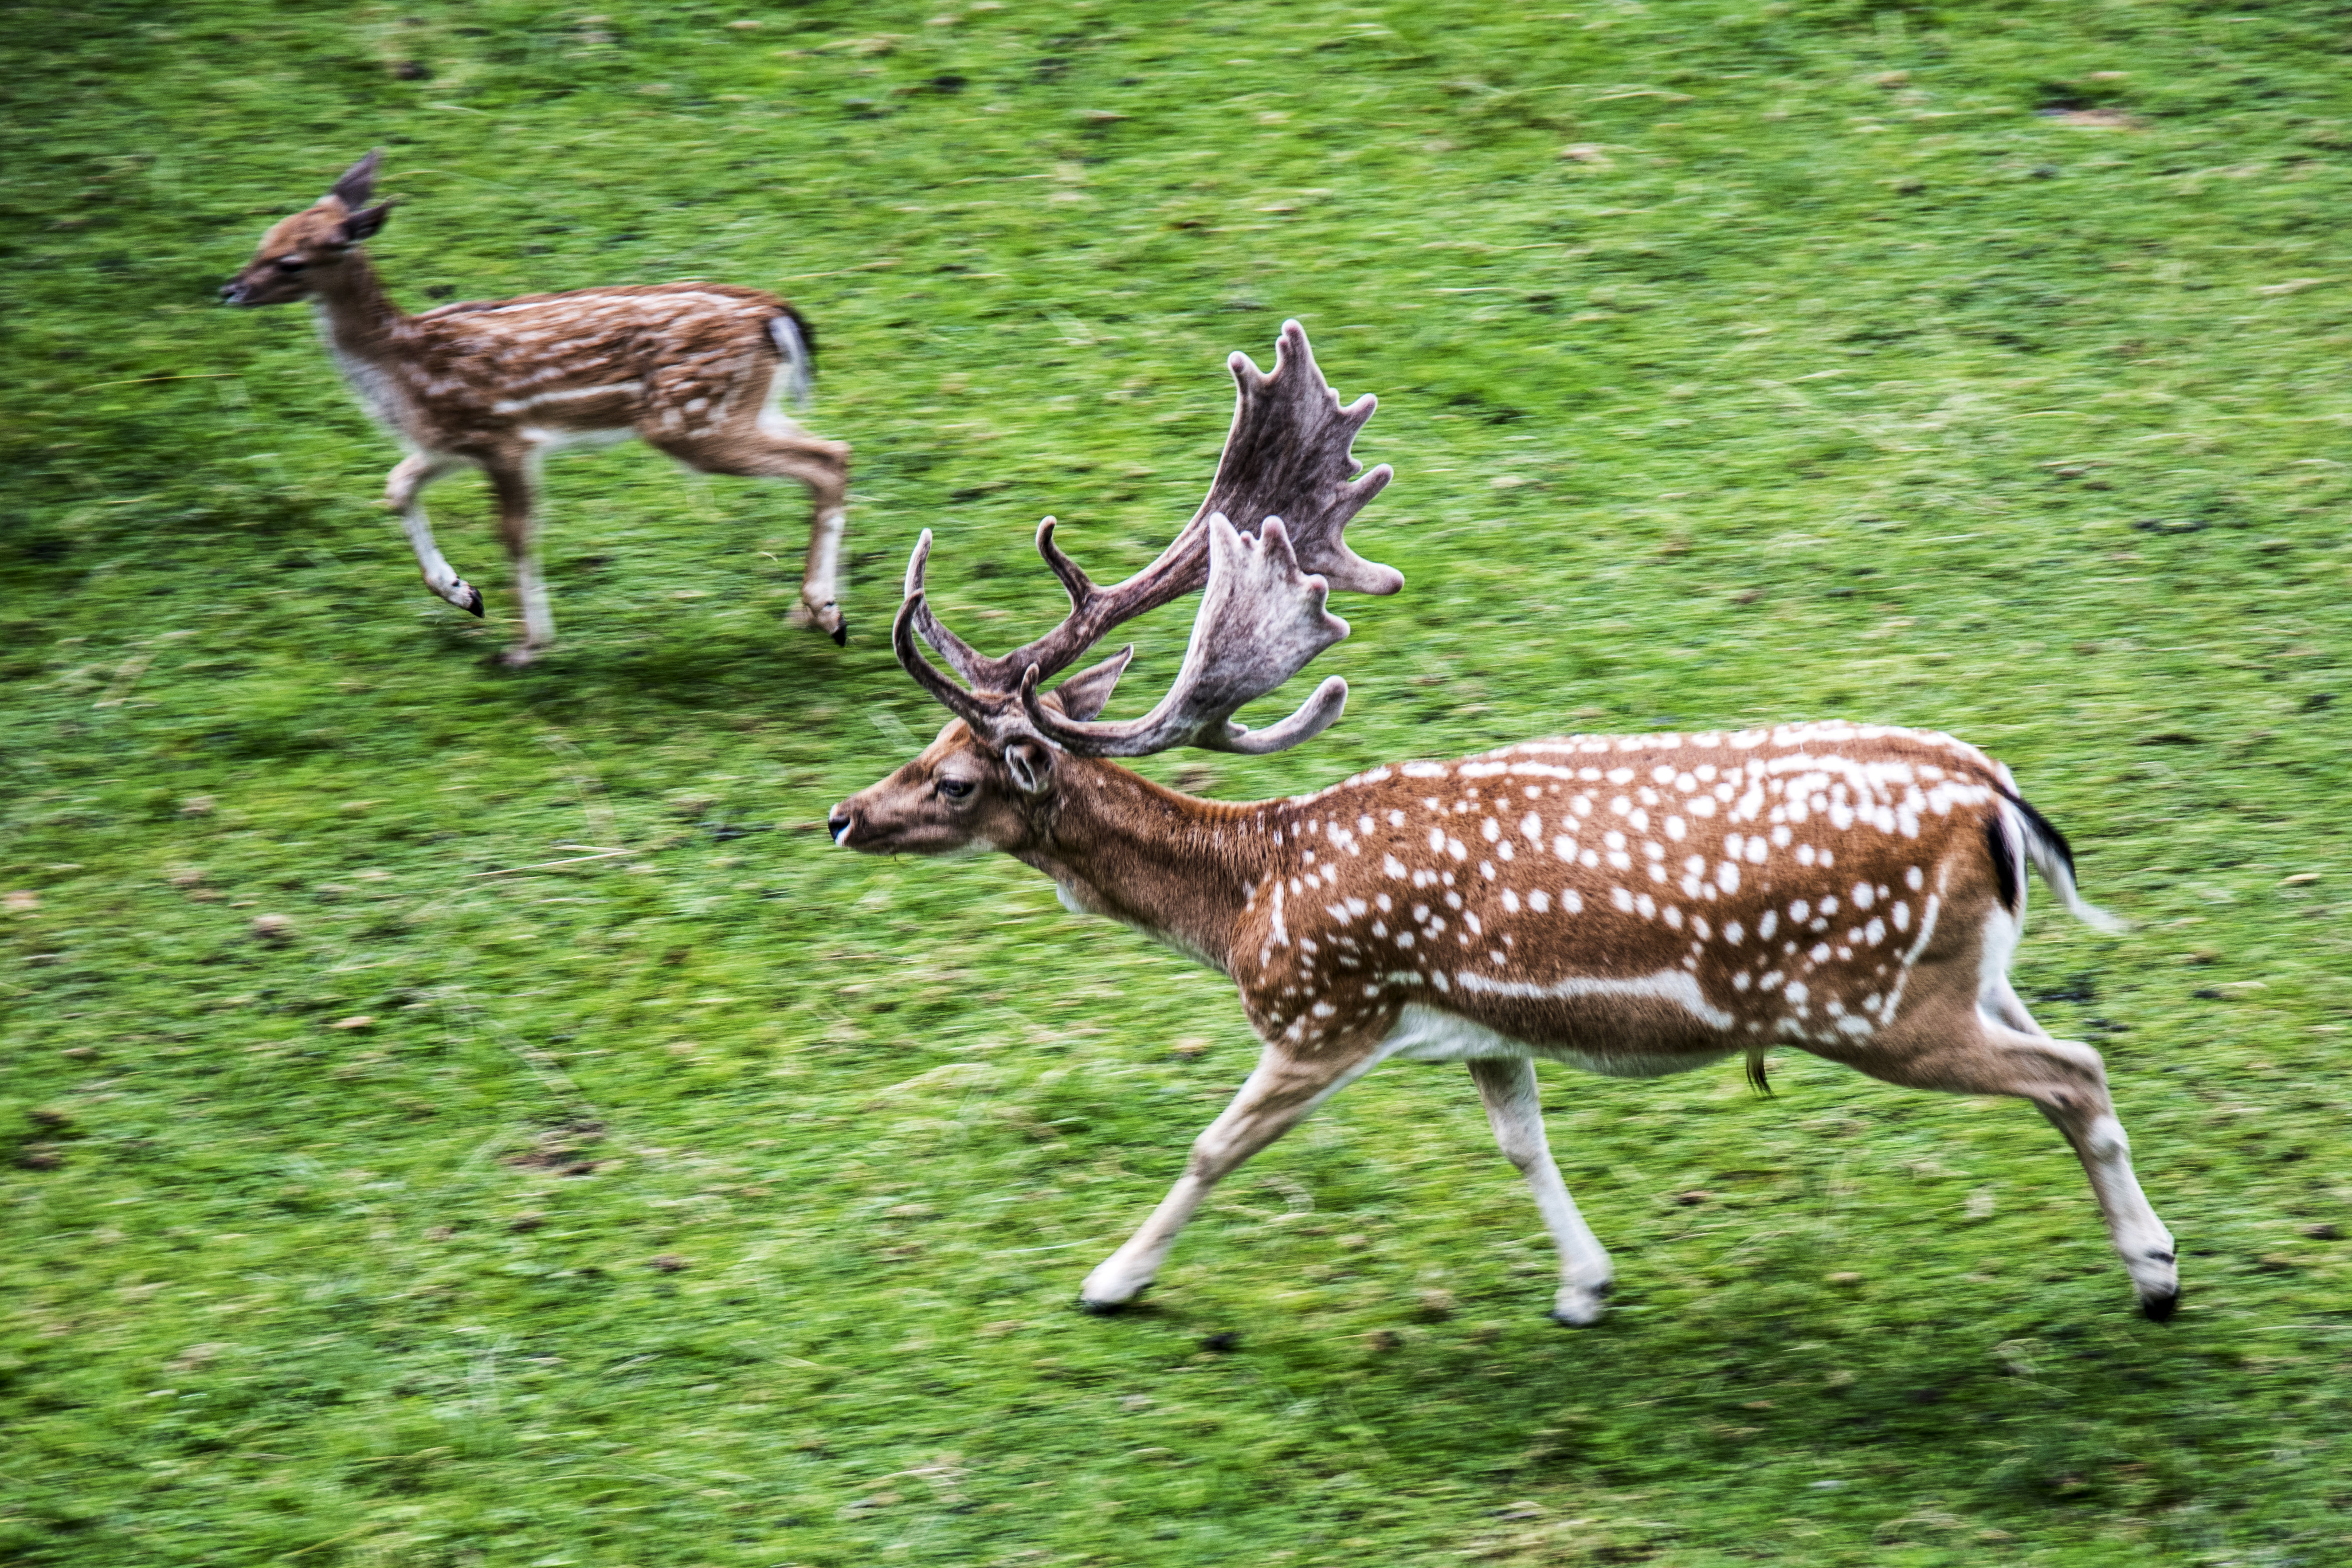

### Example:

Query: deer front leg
xmin=1467 ymin=1057 xmax=1615 ymax=1325
xmin=484 ymin=459 xmax=553 ymax=665
xmin=1079 ymin=1039 xmax=1386 ymax=1313
xmin=385 ymin=454 xmax=483 ymax=617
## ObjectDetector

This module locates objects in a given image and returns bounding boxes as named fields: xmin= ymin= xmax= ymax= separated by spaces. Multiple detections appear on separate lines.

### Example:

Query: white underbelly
xmin=1381 ymin=1003 xmax=1731 ymax=1079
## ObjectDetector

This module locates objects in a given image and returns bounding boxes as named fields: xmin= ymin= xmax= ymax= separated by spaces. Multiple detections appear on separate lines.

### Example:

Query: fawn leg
xmin=385 ymin=453 xmax=482 ymax=615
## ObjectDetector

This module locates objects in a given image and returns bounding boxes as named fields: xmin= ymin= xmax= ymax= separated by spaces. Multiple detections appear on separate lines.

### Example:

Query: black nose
xmin=219 ymin=282 xmax=241 ymax=303
xmin=826 ymin=810 xmax=852 ymax=843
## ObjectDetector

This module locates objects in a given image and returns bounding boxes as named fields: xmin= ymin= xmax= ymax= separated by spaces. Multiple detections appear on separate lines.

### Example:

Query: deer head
xmin=221 ymin=150 xmax=393 ymax=306
xmin=829 ymin=320 xmax=1396 ymax=856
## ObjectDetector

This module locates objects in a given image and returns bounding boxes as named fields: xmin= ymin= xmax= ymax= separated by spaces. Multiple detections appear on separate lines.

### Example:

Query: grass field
xmin=5 ymin=1 xmax=2352 ymax=1563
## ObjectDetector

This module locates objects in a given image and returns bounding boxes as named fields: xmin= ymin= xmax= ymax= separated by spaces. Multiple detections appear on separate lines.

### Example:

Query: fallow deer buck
xmin=829 ymin=321 xmax=2177 ymax=1325
xmin=222 ymin=151 xmax=852 ymax=663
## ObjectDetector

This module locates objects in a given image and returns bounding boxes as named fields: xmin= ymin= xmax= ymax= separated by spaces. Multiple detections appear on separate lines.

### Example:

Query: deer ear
xmin=329 ymin=150 xmax=381 ymax=210
xmin=1002 ymin=739 xmax=1056 ymax=796
xmin=338 ymin=201 xmax=393 ymax=244
xmin=1047 ymin=646 xmax=1133 ymax=723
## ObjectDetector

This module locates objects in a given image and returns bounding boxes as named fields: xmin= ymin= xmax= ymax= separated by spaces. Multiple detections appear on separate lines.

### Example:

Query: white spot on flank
xmin=1758 ymin=909 xmax=1779 ymax=940
xmin=1562 ymin=890 xmax=1584 ymax=913
xmin=1529 ymin=890 xmax=1552 ymax=913
xmin=1611 ymin=887 xmax=1635 ymax=913
xmin=1907 ymin=866 xmax=1925 ymax=891
xmin=1724 ymin=921 xmax=1744 ymax=944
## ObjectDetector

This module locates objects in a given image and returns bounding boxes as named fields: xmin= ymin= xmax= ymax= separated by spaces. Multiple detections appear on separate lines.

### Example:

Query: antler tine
xmin=902 ymin=529 xmax=991 ymax=685
xmin=1019 ymin=514 xmax=1352 ymax=758
xmin=941 ymin=320 xmax=1396 ymax=698
xmin=1034 ymin=518 xmax=1098 ymax=608
xmin=1199 ymin=319 xmax=1401 ymax=597
xmin=892 ymin=577 xmax=1012 ymax=735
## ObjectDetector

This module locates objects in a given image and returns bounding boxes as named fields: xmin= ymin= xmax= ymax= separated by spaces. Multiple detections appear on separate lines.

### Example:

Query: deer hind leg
xmin=653 ymin=426 xmax=852 ymax=644
xmin=1079 ymin=1039 xmax=1386 ymax=1313
xmin=483 ymin=459 xmax=553 ymax=665
xmin=385 ymin=454 xmax=483 ymax=617
xmin=1467 ymin=1057 xmax=1615 ymax=1325
xmin=1859 ymin=992 xmax=2177 ymax=1321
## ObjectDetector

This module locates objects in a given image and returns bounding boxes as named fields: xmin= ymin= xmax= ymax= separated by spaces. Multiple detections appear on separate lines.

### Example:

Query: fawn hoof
xmin=2140 ymin=1288 xmax=2180 ymax=1324
xmin=1078 ymin=1296 xmax=1130 ymax=1317
xmin=497 ymin=645 xmax=543 ymax=669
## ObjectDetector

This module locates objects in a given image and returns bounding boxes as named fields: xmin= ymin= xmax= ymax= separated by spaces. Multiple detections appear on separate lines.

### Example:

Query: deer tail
xmin=1992 ymin=792 xmax=2124 ymax=934
xmin=769 ymin=307 xmax=816 ymax=408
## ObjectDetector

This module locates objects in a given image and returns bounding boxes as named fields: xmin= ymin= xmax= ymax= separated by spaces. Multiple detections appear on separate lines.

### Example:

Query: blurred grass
xmin=3 ymin=0 xmax=2350 ymax=1564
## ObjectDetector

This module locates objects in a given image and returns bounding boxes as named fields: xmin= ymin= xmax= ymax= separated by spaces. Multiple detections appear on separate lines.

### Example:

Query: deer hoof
xmin=1549 ymin=1285 xmax=1611 ymax=1327
xmin=497 ymin=645 xmax=542 ymax=669
xmin=2140 ymin=1288 xmax=2180 ymax=1324
xmin=1077 ymin=1296 xmax=1130 ymax=1317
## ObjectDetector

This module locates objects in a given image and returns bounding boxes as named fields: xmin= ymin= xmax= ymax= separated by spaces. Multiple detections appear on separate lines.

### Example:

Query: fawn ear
xmin=329 ymin=149 xmax=381 ymax=210
xmin=338 ymin=201 xmax=393 ymax=244
xmin=1002 ymin=739 xmax=1056 ymax=796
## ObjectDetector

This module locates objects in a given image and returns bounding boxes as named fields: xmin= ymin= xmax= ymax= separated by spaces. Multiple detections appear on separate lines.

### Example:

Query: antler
xmin=906 ymin=319 xmax=1396 ymax=701
xmin=1018 ymin=513 xmax=1351 ymax=756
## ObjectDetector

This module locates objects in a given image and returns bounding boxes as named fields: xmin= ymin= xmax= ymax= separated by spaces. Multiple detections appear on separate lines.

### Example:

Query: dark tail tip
xmin=1984 ymin=812 xmax=2022 ymax=915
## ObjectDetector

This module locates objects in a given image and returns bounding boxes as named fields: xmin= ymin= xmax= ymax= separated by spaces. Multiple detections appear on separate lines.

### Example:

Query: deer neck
xmin=307 ymin=248 xmax=408 ymax=360
xmin=1017 ymin=760 xmax=1276 ymax=975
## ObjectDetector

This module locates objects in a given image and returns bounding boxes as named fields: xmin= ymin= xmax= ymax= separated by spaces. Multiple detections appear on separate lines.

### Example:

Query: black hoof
xmin=2141 ymin=1289 xmax=2180 ymax=1324
xmin=1078 ymin=1297 xmax=1128 ymax=1317
xmin=463 ymin=588 xmax=485 ymax=618
xmin=831 ymin=620 xmax=848 ymax=647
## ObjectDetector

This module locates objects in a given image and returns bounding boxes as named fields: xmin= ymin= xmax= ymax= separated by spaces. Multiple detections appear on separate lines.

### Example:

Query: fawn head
xmin=221 ymin=151 xmax=392 ymax=306
xmin=829 ymin=321 xmax=1398 ymax=858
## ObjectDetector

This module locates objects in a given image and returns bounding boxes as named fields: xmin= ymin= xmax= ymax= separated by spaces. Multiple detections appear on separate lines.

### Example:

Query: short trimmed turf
xmin=3 ymin=2 xmax=2348 ymax=1563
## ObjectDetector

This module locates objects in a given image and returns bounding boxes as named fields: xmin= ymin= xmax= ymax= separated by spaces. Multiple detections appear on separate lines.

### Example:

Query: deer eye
xmin=274 ymin=256 xmax=307 ymax=272
xmin=937 ymin=777 xmax=975 ymax=802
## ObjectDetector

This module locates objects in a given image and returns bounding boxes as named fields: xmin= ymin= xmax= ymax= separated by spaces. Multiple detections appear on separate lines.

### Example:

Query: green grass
xmin=5 ymin=0 xmax=2352 ymax=1562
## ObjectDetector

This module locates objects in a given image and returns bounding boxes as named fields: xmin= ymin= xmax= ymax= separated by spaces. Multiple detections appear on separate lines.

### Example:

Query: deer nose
xmin=219 ymin=282 xmax=243 ymax=304
xmin=826 ymin=808 xmax=855 ymax=846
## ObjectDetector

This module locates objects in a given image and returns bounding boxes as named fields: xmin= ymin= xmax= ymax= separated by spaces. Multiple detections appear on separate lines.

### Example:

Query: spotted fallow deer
xmin=828 ymin=321 xmax=2177 ymax=1325
xmin=221 ymin=151 xmax=852 ymax=662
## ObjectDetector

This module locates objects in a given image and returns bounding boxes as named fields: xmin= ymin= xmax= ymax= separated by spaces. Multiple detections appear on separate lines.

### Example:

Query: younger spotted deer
xmin=223 ymin=151 xmax=852 ymax=662
xmin=829 ymin=322 xmax=2176 ymax=1325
